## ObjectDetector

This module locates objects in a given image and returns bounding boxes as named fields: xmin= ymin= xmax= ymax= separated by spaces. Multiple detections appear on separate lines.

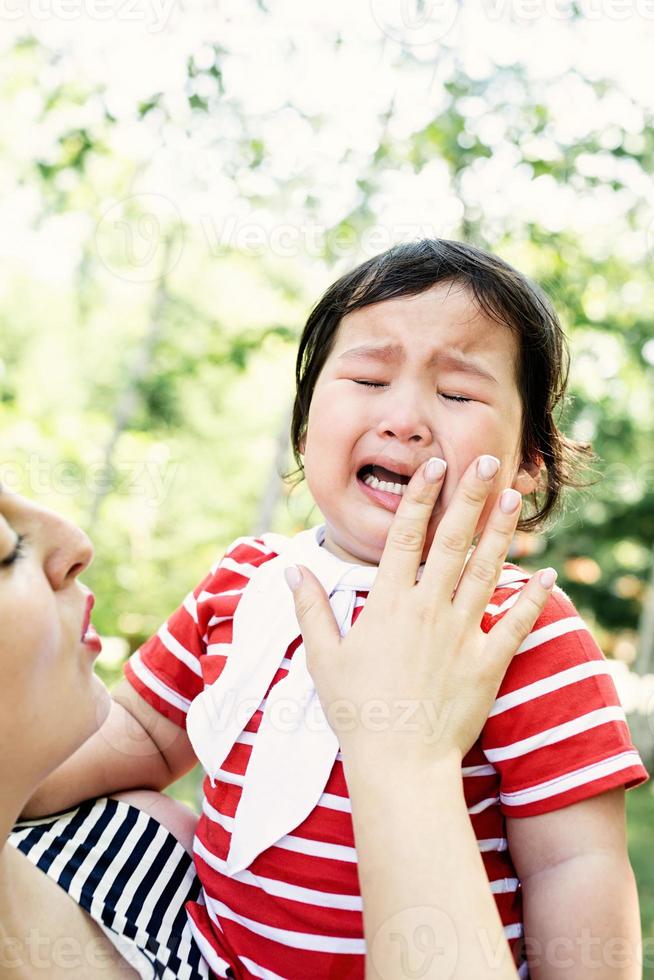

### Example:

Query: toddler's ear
xmin=513 ymin=457 xmax=543 ymax=496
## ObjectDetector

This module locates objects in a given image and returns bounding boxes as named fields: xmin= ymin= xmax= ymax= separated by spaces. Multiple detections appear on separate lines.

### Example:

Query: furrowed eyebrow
xmin=337 ymin=343 xmax=498 ymax=385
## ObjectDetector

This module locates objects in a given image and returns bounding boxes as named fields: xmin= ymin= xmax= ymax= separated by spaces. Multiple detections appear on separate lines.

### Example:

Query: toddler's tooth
xmin=363 ymin=473 xmax=407 ymax=496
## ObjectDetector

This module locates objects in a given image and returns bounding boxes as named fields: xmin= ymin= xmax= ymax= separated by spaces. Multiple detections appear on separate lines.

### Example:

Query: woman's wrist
xmin=340 ymin=738 xmax=464 ymax=798
xmin=339 ymin=743 xmax=517 ymax=980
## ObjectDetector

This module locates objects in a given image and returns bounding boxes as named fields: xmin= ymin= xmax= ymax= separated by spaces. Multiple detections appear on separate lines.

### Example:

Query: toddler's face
xmin=300 ymin=280 xmax=539 ymax=567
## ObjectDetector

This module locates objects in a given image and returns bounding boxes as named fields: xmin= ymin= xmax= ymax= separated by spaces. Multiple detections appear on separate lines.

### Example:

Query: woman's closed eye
xmin=1 ymin=534 xmax=26 ymax=568
xmin=353 ymin=380 xmax=473 ymax=403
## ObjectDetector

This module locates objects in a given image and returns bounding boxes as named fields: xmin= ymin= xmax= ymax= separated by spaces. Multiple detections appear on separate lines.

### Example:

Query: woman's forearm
xmin=21 ymin=697 xmax=174 ymax=819
xmin=343 ymin=752 xmax=518 ymax=980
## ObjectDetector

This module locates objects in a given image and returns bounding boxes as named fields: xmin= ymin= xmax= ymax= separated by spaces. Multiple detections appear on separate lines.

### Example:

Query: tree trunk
xmin=251 ymin=397 xmax=294 ymax=536
xmin=88 ymin=239 xmax=173 ymax=529
xmin=635 ymin=540 xmax=654 ymax=676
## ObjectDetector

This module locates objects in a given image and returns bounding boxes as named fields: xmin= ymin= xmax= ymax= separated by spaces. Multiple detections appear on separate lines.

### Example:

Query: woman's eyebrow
xmin=337 ymin=343 xmax=498 ymax=384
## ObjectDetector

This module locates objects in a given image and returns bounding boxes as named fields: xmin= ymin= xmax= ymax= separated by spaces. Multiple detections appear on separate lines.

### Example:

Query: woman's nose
xmin=43 ymin=516 xmax=94 ymax=590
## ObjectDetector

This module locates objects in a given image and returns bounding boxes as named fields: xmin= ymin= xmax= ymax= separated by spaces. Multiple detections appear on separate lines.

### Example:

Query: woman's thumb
xmin=284 ymin=564 xmax=341 ymax=661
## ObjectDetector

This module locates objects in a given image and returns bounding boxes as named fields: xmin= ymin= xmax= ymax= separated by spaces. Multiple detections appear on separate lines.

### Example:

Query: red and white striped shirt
xmin=125 ymin=533 xmax=647 ymax=980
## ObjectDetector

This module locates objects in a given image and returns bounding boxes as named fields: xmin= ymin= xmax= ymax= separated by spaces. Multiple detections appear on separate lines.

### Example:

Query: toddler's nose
xmin=378 ymin=411 xmax=432 ymax=444
xmin=376 ymin=385 xmax=433 ymax=444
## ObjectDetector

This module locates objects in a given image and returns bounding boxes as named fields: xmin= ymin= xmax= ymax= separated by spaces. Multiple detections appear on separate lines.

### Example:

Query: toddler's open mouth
xmin=357 ymin=464 xmax=410 ymax=494
xmin=356 ymin=465 xmax=409 ymax=511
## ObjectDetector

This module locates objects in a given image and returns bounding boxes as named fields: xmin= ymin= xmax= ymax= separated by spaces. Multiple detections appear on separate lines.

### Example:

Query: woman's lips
xmin=81 ymin=592 xmax=102 ymax=654
xmin=82 ymin=623 xmax=102 ymax=655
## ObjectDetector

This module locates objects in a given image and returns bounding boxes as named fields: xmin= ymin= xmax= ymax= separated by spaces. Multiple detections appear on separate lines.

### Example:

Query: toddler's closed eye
xmin=353 ymin=381 xmax=473 ymax=404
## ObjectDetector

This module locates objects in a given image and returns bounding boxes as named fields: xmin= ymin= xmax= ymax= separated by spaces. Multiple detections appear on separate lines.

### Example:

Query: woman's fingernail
xmin=500 ymin=488 xmax=521 ymax=514
xmin=477 ymin=455 xmax=500 ymax=480
xmin=539 ymin=568 xmax=557 ymax=589
xmin=284 ymin=565 xmax=302 ymax=591
xmin=425 ymin=457 xmax=447 ymax=482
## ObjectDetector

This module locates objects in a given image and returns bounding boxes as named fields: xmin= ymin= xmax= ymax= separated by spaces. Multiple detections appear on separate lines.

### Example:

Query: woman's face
xmin=0 ymin=486 xmax=110 ymax=796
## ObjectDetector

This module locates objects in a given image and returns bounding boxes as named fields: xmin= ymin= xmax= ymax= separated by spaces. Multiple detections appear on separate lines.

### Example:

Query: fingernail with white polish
xmin=425 ymin=457 xmax=447 ymax=482
xmin=284 ymin=565 xmax=302 ymax=591
xmin=500 ymin=489 xmax=521 ymax=514
xmin=477 ymin=455 xmax=500 ymax=480
xmin=539 ymin=568 xmax=557 ymax=589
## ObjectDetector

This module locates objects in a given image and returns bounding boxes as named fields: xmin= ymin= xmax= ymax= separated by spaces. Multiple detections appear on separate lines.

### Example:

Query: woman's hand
xmin=285 ymin=453 xmax=557 ymax=769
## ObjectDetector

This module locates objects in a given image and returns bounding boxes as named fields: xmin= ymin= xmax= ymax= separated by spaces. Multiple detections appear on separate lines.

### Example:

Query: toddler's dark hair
xmin=283 ymin=238 xmax=595 ymax=532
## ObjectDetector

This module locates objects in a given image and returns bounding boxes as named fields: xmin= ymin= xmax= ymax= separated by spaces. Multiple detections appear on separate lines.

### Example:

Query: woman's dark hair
xmin=283 ymin=238 xmax=595 ymax=532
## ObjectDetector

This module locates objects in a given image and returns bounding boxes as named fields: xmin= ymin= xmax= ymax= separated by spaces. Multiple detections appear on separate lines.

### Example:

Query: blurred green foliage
xmin=1 ymin=33 xmax=653 ymax=676
xmin=628 ymin=784 xmax=654 ymax=979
